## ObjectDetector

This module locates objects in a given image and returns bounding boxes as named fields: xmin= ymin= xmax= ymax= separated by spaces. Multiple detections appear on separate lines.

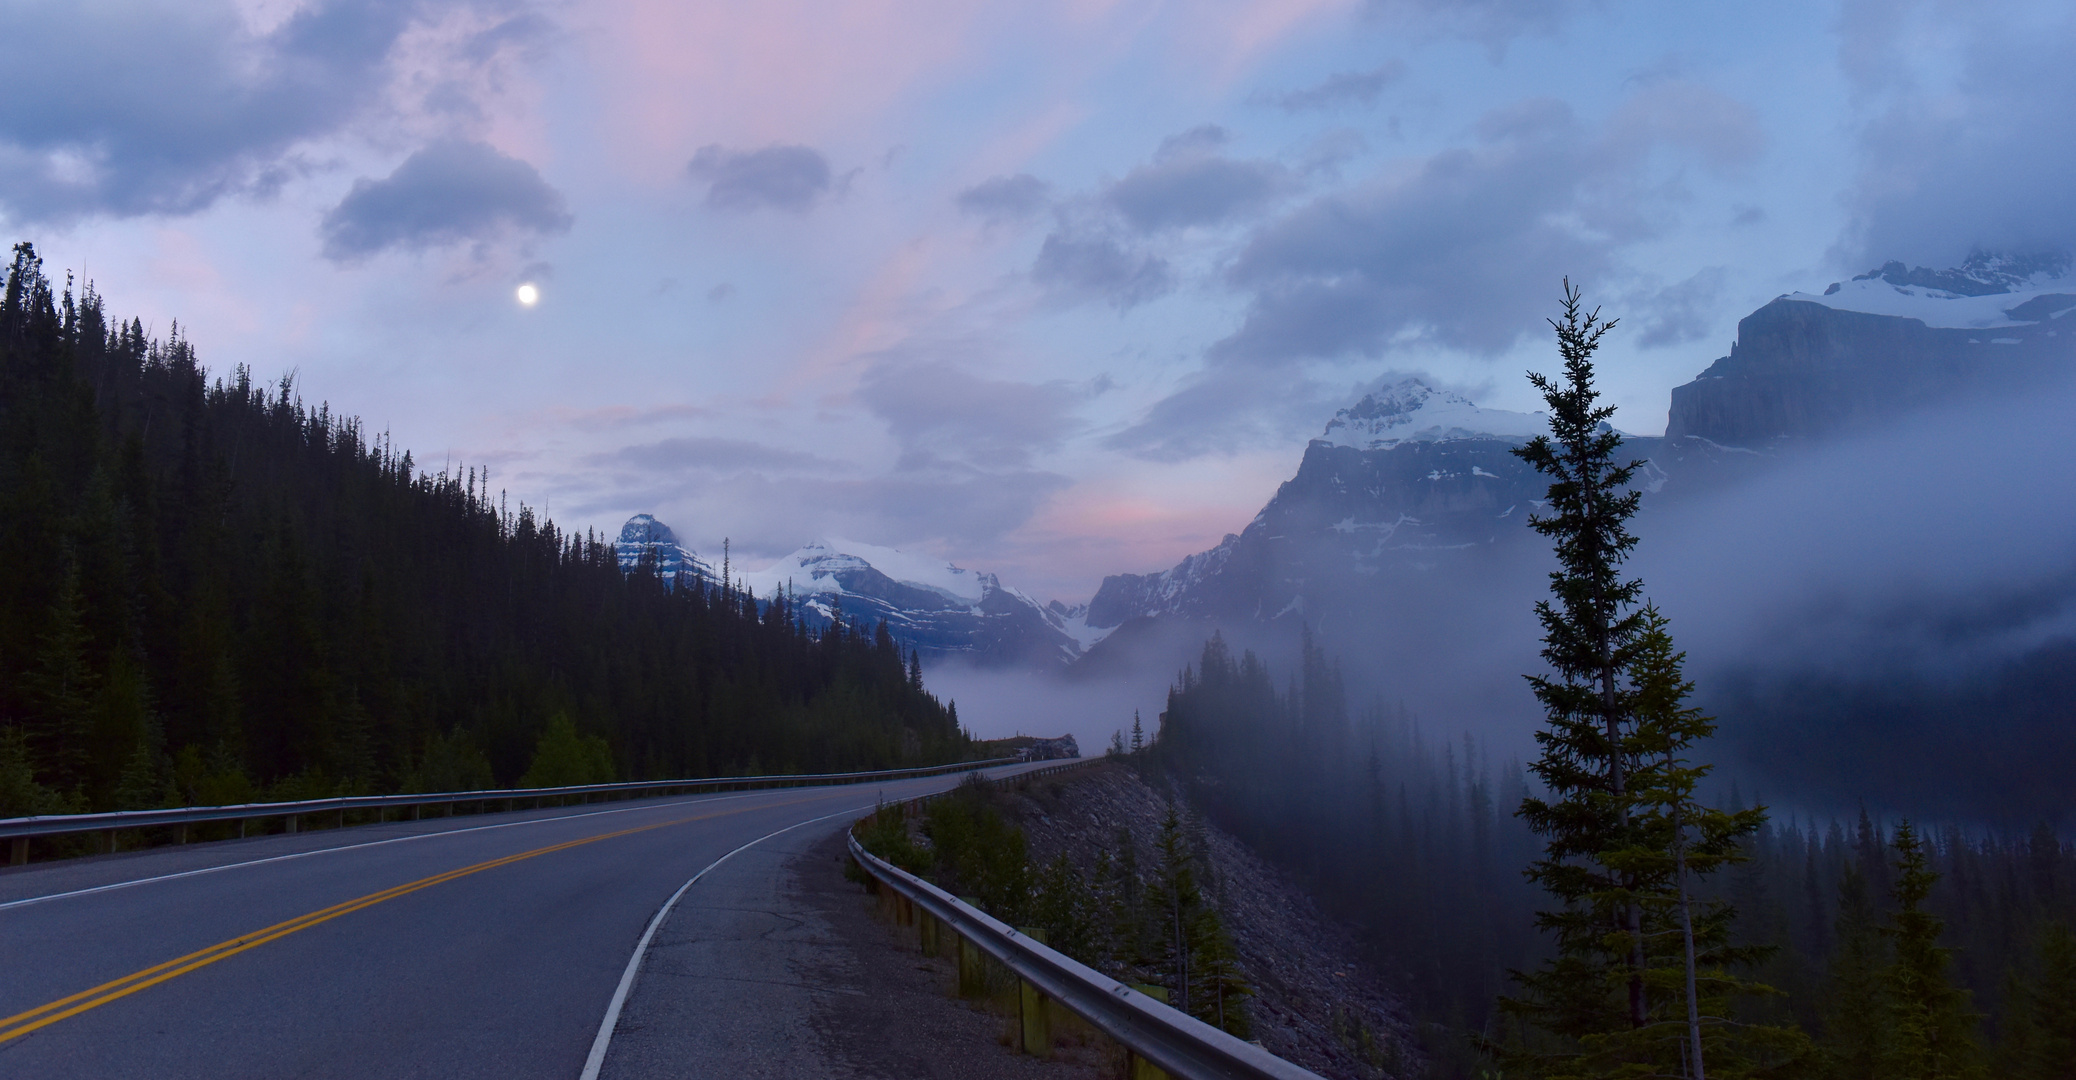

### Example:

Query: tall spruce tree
xmin=1501 ymin=282 xmax=1652 ymax=1064
xmin=1824 ymin=864 xmax=1894 ymax=1080
xmin=1884 ymin=822 xmax=1984 ymax=1080
xmin=1500 ymin=284 xmax=1800 ymax=1079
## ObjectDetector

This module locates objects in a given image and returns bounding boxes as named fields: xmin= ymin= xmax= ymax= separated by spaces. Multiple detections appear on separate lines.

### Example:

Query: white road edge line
xmin=577 ymin=801 xmax=876 ymax=1080
xmin=0 ymin=789 xmax=788 ymax=913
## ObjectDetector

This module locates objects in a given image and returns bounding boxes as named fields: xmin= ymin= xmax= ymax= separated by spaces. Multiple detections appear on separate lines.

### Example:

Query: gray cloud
xmin=1632 ymin=266 xmax=1727 ymax=349
xmin=1210 ymin=99 xmax=1612 ymax=364
xmin=567 ymin=461 xmax=1071 ymax=557
xmin=1031 ymin=232 xmax=1175 ymax=309
xmin=1105 ymin=369 xmax=1336 ymax=462
xmin=1264 ymin=62 xmax=1407 ymax=112
xmin=1106 ymin=126 xmax=1284 ymax=232
xmin=1207 ymin=89 xmax=1759 ymax=367
xmin=0 ymin=0 xmax=427 ymax=223
xmin=586 ymin=436 xmax=841 ymax=473
xmin=320 ymin=139 xmax=571 ymax=260
xmin=956 ymin=173 xmax=1052 ymax=224
xmin=687 ymin=144 xmax=833 ymax=213
xmin=1838 ymin=5 xmax=2076 ymax=267
xmin=858 ymin=361 xmax=1084 ymax=470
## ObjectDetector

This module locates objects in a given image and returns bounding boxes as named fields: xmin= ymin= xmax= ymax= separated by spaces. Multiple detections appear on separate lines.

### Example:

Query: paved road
xmin=0 ymin=763 xmax=1057 ymax=1078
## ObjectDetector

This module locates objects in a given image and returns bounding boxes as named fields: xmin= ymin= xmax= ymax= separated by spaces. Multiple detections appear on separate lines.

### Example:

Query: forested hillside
xmin=0 ymin=243 xmax=967 ymax=816
xmin=1154 ymin=635 xmax=2076 ymax=1077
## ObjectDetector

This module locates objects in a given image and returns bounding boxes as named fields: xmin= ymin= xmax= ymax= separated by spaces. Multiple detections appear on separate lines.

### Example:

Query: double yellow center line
xmin=0 ymin=798 xmax=807 ymax=1044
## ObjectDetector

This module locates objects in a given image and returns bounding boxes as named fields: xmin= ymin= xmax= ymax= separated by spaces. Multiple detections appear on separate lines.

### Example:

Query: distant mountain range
xmin=612 ymin=518 xmax=1097 ymax=668
xmin=1082 ymin=251 xmax=2076 ymax=641
xmin=614 ymin=252 xmax=2076 ymax=679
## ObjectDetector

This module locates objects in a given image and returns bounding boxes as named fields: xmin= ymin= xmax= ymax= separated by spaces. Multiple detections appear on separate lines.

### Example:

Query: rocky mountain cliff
xmin=1082 ymin=253 xmax=2076 ymax=642
xmin=1668 ymin=252 xmax=2075 ymax=447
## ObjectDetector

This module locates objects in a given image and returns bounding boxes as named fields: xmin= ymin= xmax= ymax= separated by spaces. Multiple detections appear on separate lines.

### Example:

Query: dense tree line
xmin=0 ymin=242 xmax=967 ymax=819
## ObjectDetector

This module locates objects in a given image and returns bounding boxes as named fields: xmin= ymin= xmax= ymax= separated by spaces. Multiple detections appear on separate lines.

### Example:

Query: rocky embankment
xmin=997 ymin=759 xmax=1417 ymax=1079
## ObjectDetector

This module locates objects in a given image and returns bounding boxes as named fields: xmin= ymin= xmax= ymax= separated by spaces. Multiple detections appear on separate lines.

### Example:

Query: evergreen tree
xmin=1502 ymin=282 xmax=1654 ymax=1062
xmin=1884 ymin=822 xmax=1984 ymax=1080
xmin=1131 ymin=710 xmax=1145 ymax=753
xmin=1823 ymin=865 xmax=1894 ymax=1080
xmin=1996 ymin=923 xmax=2076 ymax=1080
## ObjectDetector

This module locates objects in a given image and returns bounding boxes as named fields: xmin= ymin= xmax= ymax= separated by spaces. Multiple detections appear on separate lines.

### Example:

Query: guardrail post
xmin=919 ymin=912 xmax=939 ymax=957
xmin=285 ymin=814 xmax=298 ymax=834
xmin=957 ymin=928 xmax=986 ymax=999
xmin=1127 ymin=985 xmax=1172 ymax=1080
xmin=1017 ymin=927 xmax=1051 ymax=1059
xmin=9 ymin=837 xmax=26 ymax=866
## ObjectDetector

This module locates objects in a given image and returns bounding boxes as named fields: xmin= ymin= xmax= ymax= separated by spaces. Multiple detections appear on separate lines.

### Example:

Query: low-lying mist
xmin=933 ymin=367 xmax=2076 ymax=827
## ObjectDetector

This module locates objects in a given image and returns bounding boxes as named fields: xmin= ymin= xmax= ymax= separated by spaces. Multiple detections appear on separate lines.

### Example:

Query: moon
xmin=516 ymin=283 xmax=540 ymax=307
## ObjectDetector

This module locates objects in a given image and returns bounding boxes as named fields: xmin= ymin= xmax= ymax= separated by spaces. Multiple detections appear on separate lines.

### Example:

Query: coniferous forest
xmin=1153 ymin=287 xmax=2076 ymax=1078
xmin=0 ymin=243 xmax=968 ymax=819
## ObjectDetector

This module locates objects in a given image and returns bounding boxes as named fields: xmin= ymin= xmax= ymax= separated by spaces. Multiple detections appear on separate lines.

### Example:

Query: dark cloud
xmin=0 ymin=0 xmax=426 ymax=223
xmin=320 ymin=139 xmax=571 ymax=261
xmin=1105 ymin=126 xmax=1284 ymax=232
xmin=1210 ymin=99 xmax=1611 ymax=364
xmin=1838 ymin=6 xmax=2076 ymax=267
xmin=1031 ymin=232 xmax=1175 ymax=309
xmin=956 ymin=173 xmax=1052 ymax=224
xmin=687 ymin=144 xmax=833 ymax=213
xmin=1207 ymin=89 xmax=1759 ymax=367
xmin=1632 ymin=267 xmax=1727 ymax=349
xmin=858 ymin=361 xmax=1083 ymax=470
xmin=586 ymin=436 xmax=840 ymax=473
xmin=1263 ymin=62 xmax=1407 ymax=112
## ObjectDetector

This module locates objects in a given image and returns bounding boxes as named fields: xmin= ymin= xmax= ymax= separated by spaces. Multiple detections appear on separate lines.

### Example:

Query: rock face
xmin=1084 ymin=377 xmax=1610 ymax=633
xmin=614 ymin=514 xmax=714 ymax=580
xmin=1082 ymin=252 xmax=2076 ymax=645
xmin=1670 ymin=251 xmax=2076 ymax=447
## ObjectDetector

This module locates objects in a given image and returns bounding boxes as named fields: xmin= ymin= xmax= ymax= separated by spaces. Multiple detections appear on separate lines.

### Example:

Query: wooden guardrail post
xmin=10 ymin=836 xmax=27 ymax=866
xmin=957 ymin=904 xmax=987 ymax=998
xmin=1017 ymin=927 xmax=1051 ymax=1058
xmin=919 ymin=911 xmax=939 ymax=956
xmin=1128 ymin=985 xmax=1172 ymax=1080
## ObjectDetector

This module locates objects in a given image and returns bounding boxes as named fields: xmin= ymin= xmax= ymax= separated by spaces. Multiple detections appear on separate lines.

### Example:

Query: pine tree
xmin=1885 ymin=822 xmax=1984 ymax=1080
xmin=1824 ymin=865 xmax=1894 ymax=1080
xmin=1131 ymin=710 xmax=1145 ymax=753
xmin=1502 ymin=282 xmax=1654 ymax=1060
xmin=1600 ymin=607 xmax=1800 ymax=1078
xmin=1997 ymin=923 xmax=2076 ymax=1080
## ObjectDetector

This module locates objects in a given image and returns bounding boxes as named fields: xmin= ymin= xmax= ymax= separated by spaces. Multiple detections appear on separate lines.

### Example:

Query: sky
xmin=6 ymin=0 xmax=2072 ymax=606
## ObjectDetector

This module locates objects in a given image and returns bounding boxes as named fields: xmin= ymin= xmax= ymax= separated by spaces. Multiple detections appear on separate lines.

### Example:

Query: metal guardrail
xmin=847 ymin=788 xmax=1325 ymax=1080
xmin=1 ymin=757 xmax=1019 ymax=865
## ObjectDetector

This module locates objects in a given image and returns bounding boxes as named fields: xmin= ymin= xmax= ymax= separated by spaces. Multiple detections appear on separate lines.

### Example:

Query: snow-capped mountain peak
xmin=608 ymin=523 xmax=1095 ymax=667
xmin=743 ymin=538 xmax=987 ymax=605
xmin=1316 ymin=377 xmax=1549 ymax=451
xmin=1785 ymin=250 xmax=2076 ymax=330
xmin=614 ymin=514 xmax=712 ymax=579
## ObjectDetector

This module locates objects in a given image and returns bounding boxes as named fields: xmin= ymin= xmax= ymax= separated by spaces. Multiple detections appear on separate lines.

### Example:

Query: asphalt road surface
xmin=0 ymin=762 xmax=1060 ymax=1078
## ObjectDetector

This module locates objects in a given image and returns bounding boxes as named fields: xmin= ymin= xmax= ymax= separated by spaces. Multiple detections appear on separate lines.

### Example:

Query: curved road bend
xmin=0 ymin=762 xmax=1056 ymax=1078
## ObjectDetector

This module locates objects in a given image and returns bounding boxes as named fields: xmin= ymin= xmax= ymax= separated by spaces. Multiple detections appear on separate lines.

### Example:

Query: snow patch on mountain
xmin=1788 ymin=251 xmax=2076 ymax=330
xmin=1317 ymin=377 xmax=1549 ymax=451
xmin=1044 ymin=600 xmax=1116 ymax=652
xmin=742 ymin=538 xmax=987 ymax=604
